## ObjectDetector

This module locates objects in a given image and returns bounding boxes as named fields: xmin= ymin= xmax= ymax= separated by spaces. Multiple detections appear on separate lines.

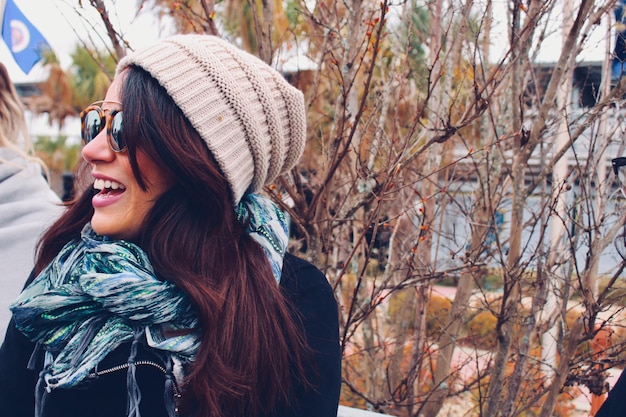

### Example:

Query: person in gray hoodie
xmin=0 ymin=63 xmax=63 ymax=339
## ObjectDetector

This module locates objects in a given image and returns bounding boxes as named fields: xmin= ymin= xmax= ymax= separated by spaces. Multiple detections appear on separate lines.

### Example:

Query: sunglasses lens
xmin=82 ymin=109 xmax=103 ymax=144
xmin=110 ymin=112 xmax=124 ymax=152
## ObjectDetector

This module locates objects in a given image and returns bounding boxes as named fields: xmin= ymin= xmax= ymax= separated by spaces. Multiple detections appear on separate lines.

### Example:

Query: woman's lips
xmin=92 ymin=178 xmax=126 ymax=208
xmin=92 ymin=188 xmax=125 ymax=208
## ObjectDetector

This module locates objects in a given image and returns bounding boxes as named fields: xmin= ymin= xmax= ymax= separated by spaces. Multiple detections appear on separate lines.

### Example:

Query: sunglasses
xmin=80 ymin=101 xmax=124 ymax=152
xmin=612 ymin=157 xmax=626 ymax=198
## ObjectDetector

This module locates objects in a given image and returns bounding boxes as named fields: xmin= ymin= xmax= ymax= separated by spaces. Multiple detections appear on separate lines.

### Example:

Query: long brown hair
xmin=35 ymin=66 xmax=309 ymax=416
xmin=0 ymin=63 xmax=49 ymax=177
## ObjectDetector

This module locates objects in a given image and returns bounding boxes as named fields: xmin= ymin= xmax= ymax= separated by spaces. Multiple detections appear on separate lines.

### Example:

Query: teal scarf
xmin=10 ymin=193 xmax=289 ymax=417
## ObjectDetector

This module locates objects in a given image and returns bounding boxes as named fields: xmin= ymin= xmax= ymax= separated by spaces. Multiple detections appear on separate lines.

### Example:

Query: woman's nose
xmin=82 ymin=129 xmax=115 ymax=164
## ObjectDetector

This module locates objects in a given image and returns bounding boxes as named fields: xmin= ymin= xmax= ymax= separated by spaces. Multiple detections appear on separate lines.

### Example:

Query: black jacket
xmin=0 ymin=253 xmax=342 ymax=417
xmin=596 ymin=369 xmax=626 ymax=417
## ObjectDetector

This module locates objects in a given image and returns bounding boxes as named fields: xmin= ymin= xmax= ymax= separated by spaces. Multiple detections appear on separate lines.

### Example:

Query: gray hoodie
xmin=0 ymin=148 xmax=63 ymax=339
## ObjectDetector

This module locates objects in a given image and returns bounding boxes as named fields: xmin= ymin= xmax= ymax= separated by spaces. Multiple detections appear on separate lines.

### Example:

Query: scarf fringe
xmin=71 ymin=318 xmax=103 ymax=368
xmin=27 ymin=343 xmax=42 ymax=371
xmin=34 ymin=372 xmax=48 ymax=417
xmin=163 ymin=355 xmax=179 ymax=417
xmin=35 ymin=358 xmax=52 ymax=417
xmin=126 ymin=328 xmax=142 ymax=417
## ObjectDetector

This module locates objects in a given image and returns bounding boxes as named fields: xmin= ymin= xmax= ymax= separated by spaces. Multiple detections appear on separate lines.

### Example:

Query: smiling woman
xmin=0 ymin=35 xmax=341 ymax=417
xmin=81 ymin=79 xmax=174 ymax=241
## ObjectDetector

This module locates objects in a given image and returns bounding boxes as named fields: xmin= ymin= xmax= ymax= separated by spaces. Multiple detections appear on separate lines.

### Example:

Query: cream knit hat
xmin=116 ymin=34 xmax=306 ymax=204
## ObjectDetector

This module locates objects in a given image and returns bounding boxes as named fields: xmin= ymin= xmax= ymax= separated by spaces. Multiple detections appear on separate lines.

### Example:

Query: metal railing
xmin=337 ymin=406 xmax=392 ymax=416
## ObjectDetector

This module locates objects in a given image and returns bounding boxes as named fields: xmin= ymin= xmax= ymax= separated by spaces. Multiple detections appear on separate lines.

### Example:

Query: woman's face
xmin=81 ymin=74 xmax=173 ymax=240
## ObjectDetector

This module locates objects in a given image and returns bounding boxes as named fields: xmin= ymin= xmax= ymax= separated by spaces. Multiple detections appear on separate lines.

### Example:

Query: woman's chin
xmin=90 ymin=217 xmax=134 ymax=240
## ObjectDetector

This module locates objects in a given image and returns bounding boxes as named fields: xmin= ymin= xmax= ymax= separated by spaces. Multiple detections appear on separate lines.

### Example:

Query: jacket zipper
xmin=92 ymin=360 xmax=167 ymax=376
xmin=90 ymin=360 xmax=182 ymax=414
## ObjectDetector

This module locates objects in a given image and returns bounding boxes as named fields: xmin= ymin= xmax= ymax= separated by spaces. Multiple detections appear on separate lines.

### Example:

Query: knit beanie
xmin=116 ymin=34 xmax=306 ymax=204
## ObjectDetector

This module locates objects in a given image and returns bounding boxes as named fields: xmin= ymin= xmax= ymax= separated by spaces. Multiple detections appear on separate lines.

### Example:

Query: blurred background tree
xmin=24 ymin=0 xmax=626 ymax=415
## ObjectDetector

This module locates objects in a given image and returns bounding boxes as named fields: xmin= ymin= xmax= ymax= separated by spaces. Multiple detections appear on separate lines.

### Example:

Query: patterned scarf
xmin=237 ymin=193 xmax=289 ymax=281
xmin=10 ymin=193 xmax=289 ymax=417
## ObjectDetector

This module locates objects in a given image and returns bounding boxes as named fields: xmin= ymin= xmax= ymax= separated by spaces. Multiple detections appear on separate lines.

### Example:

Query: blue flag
xmin=2 ymin=0 xmax=50 ymax=74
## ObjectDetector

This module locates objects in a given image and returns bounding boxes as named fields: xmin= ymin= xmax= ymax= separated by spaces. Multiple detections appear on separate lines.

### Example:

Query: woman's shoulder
xmin=277 ymin=253 xmax=342 ymax=417
xmin=279 ymin=253 xmax=338 ymax=324
xmin=280 ymin=253 xmax=332 ymax=294
xmin=0 ymin=147 xmax=61 ymax=207
xmin=0 ymin=147 xmax=38 ymax=181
